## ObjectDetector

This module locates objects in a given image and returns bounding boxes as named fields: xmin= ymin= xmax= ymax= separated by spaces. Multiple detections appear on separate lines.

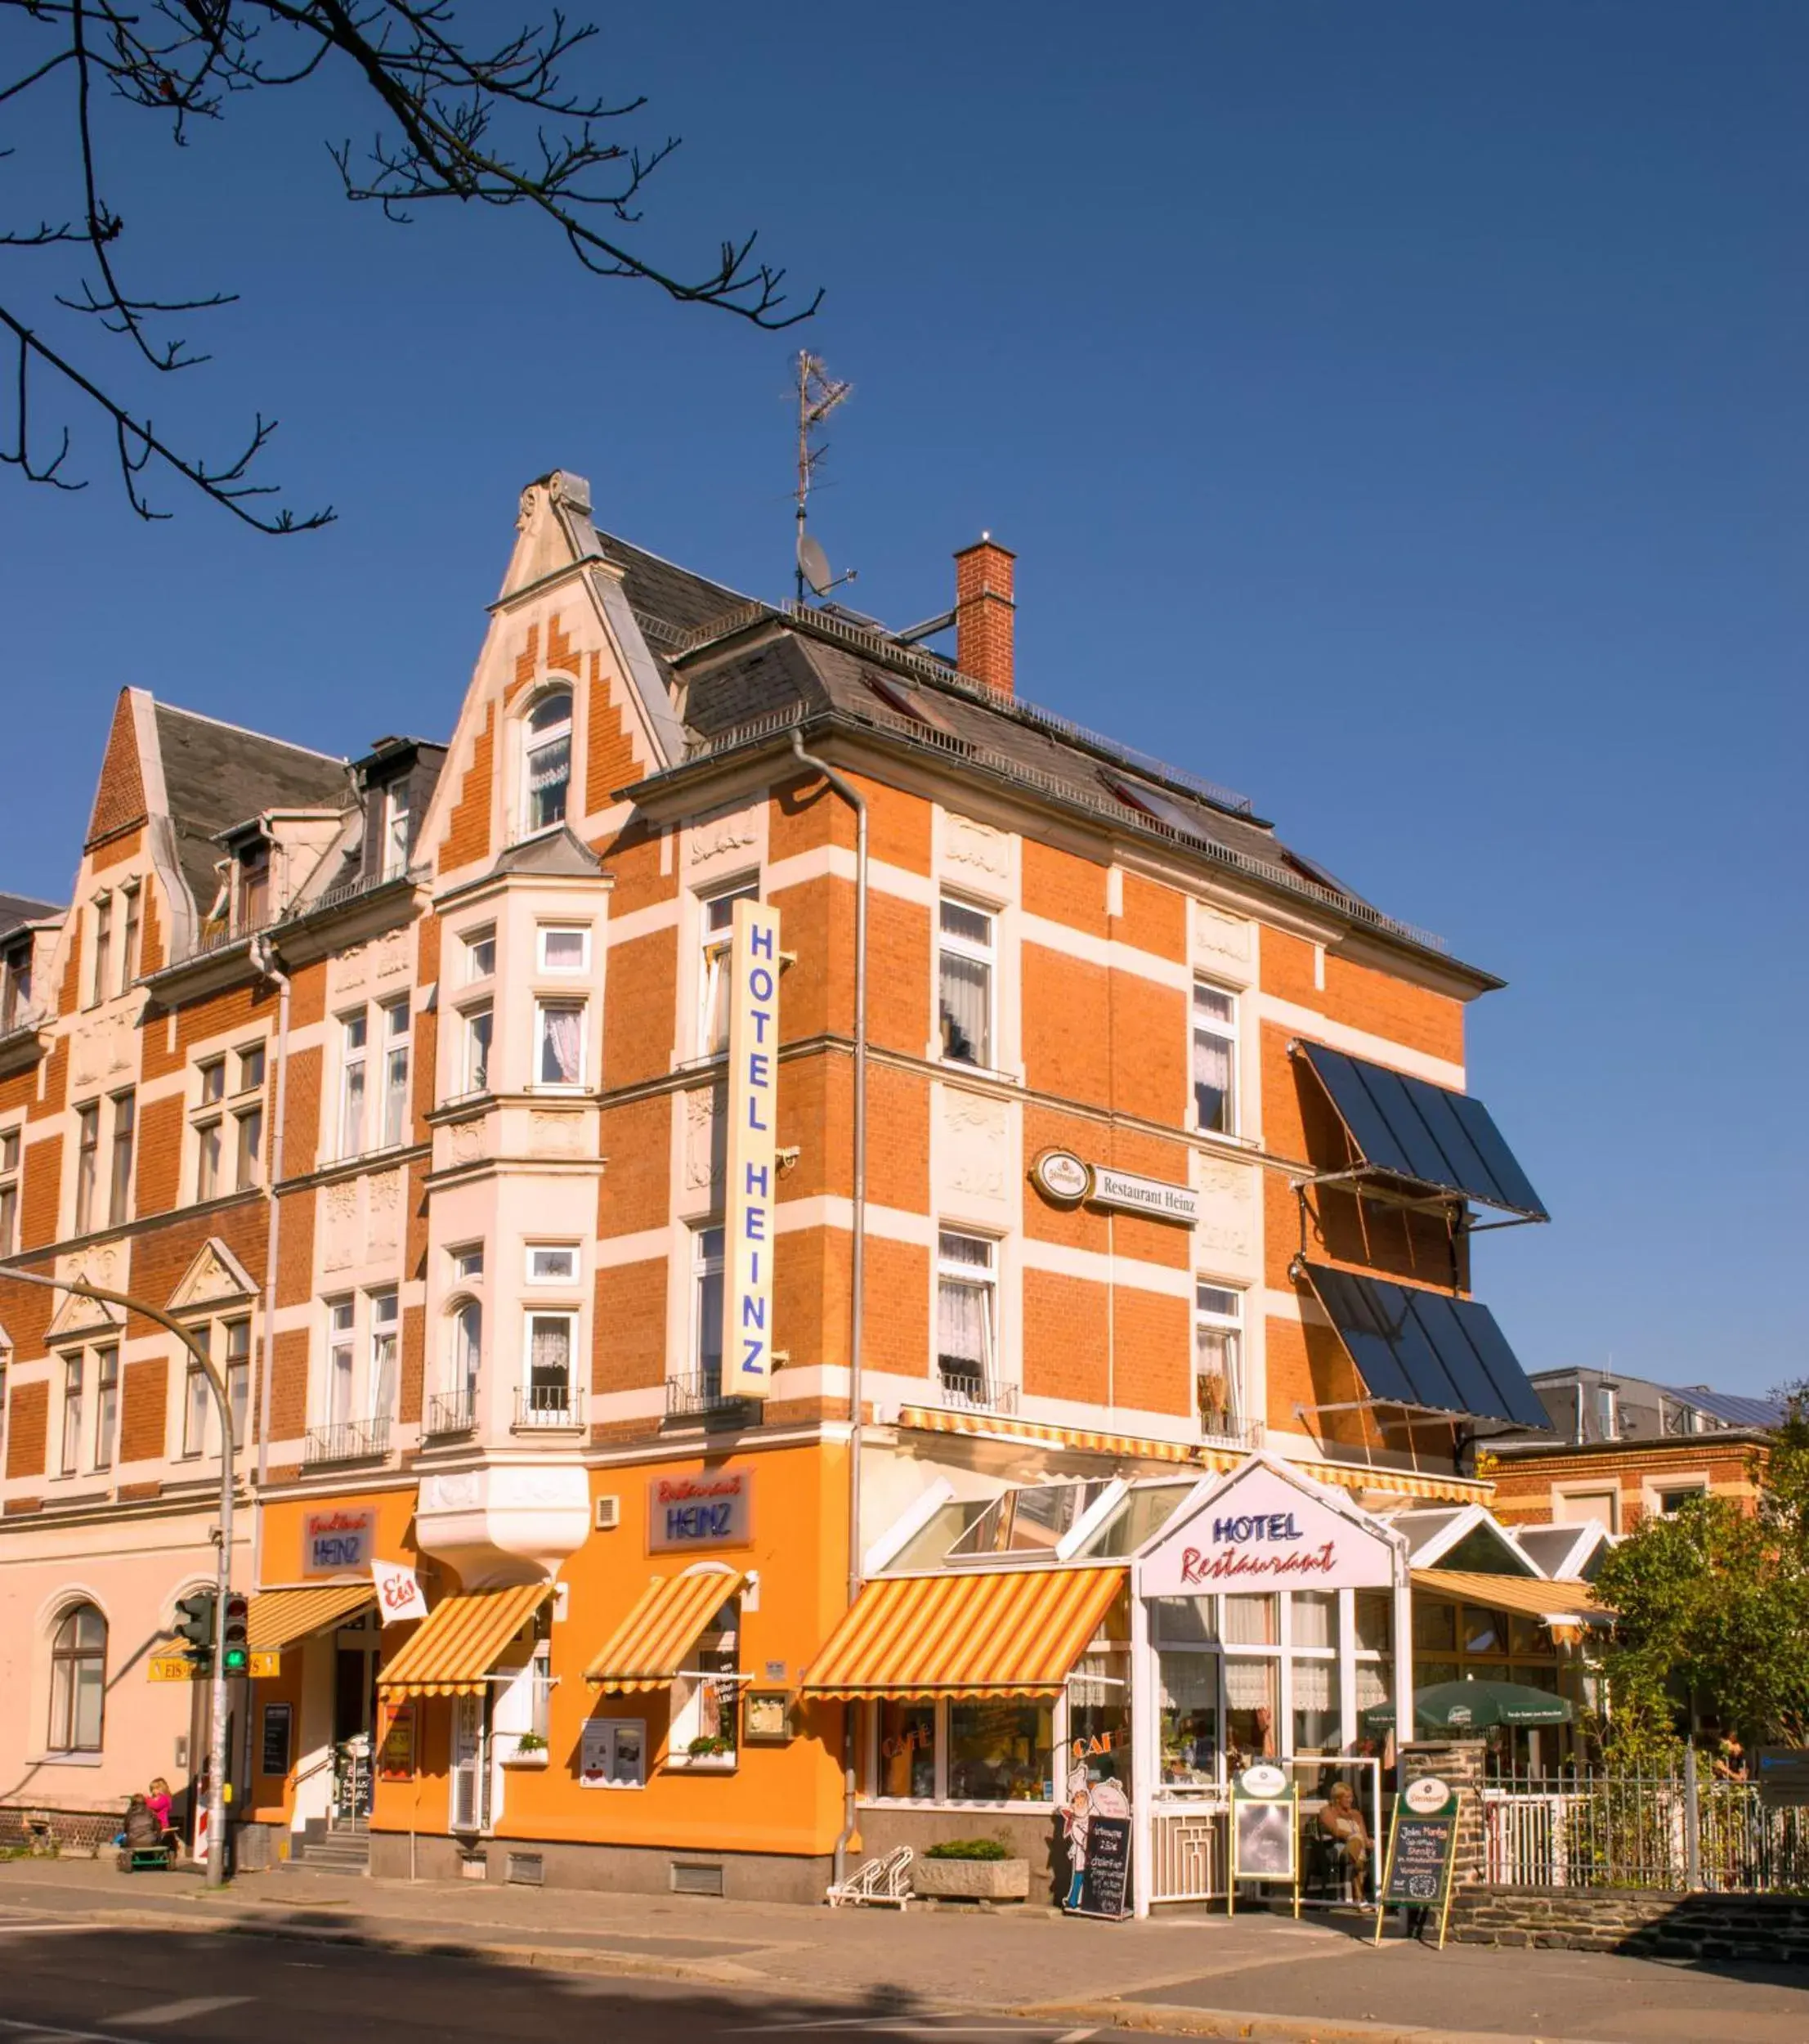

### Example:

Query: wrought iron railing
xmin=302 ymin=1416 xmax=391 ymax=1465
xmin=513 ymin=1383 xmax=584 ymax=1430
xmin=935 ymin=1367 xmax=1018 ymax=1417
xmin=424 ymin=1390 xmax=476 ymax=1437
xmin=665 ymin=1375 xmax=755 ymax=1423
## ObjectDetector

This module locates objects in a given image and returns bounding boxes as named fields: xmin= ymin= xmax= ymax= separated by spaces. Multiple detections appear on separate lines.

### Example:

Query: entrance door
xmin=450 ymin=1696 xmax=488 ymax=1835
xmin=333 ymin=1649 xmax=369 ymax=1742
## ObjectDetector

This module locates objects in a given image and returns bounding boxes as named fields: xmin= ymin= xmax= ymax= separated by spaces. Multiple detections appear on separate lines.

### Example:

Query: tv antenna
xmin=795 ymin=351 xmax=857 ymax=602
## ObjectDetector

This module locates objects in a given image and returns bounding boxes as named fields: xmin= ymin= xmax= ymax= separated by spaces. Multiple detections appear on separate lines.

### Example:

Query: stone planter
xmin=499 ymin=1739 xmax=549 ymax=1769
xmin=911 ymin=1857 xmax=1031 ymax=1901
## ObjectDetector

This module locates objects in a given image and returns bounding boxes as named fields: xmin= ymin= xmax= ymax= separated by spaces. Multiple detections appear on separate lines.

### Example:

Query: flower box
xmin=911 ymin=1857 xmax=1031 ymax=1900
xmin=499 ymin=1737 xmax=549 ymax=1769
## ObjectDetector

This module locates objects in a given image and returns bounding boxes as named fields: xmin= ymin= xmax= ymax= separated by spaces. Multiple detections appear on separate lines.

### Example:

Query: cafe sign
xmin=1139 ymin=1457 xmax=1399 ymax=1596
xmin=1029 ymin=1149 xmax=1198 ymax=1226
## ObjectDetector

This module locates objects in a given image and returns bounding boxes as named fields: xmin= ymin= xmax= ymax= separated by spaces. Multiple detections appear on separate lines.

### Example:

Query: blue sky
xmin=2 ymin=4 xmax=1802 ymax=1392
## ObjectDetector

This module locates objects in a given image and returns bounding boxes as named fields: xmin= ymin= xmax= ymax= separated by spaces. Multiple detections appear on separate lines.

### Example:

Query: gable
xmin=86 ymin=690 xmax=149 ymax=849
xmin=1139 ymin=1454 xmax=1400 ymax=1594
xmin=167 ymin=1237 xmax=258 ymax=1313
xmin=46 ymin=1285 xmax=125 ymax=1342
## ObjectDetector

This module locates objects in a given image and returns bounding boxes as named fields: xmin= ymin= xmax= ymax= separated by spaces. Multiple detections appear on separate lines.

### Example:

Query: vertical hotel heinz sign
xmin=723 ymin=897 xmax=781 ymax=1398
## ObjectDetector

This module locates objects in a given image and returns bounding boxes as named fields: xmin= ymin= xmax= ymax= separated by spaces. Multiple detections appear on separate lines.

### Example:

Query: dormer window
xmin=523 ymin=690 xmax=572 ymax=834
xmin=236 ymin=842 xmax=271 ymax=934
xmin=382 ymin=779 xmax=412 ymax=881
xmin=1 ymin=938 xmax=33 ymax=1032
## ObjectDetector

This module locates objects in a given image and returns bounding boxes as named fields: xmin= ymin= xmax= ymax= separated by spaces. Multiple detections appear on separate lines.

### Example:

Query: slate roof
xmin=154 ymin=703 xmax=353 ymax=919
xmin=0 ymin=892 xmax=60 ymax=940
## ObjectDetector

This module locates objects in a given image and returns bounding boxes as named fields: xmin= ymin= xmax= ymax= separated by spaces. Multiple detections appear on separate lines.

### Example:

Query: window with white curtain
xmin=538 ymin=925 xmax=589 ymax=973
xmin=325 ymin=1298 xmax=355 ymax=1427
xmin=183 ymin=1336 xmax=210 ymax=1457
xmin=0 ymin=1127 xmax=19 ymax=1257
xmin=47 ymin=1604 xmax=107 ymax=1753
xmin=1194 ymin=1283 xmax=1244 ymax=1441
xmin=379 ymin=999 xmax=411 ymax=1147
xmin=73 ymin=1102 xmax=99 ymax=1233
xmin=535 ymin=999 xmax=585 ymax=1087
xmin=369 ymin=1291 xmax=399 ymax=1423
xmin=699 ymin=884 xmax=757 ymax=1055
xmin=693 ymin=1226 xmax=724 ymax=1396
xmin=937 ymin=899 xmax=993 ymax=1068
xmin=382 ymin=779 xmax=411 ymax=879
xmin=935 ymin=1230 xmax=996 ymax=1407
xmin=452 ymin=1300 xmax=482 ymax=1406
xmin=225 ymin=1318 xmax=251 ymax=1451
xmin=60 ymin=1355 xmax=83 ymax=1474
xmin=525 ymin=1311 xmax=575 ymax=1414
xmin=522 ymin=690 xmax=572 ymax=833
xmin=1192 ymin=982 xmax=1238 ymax=1134
xmin=462 ymin=1003 xmax=493 ymax=1093
xmin=338 ymin=1012 xmax=368 ymax=1158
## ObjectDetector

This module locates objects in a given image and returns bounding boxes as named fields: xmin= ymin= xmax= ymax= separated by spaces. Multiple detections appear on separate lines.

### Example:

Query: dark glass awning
xmin=1301 ymin=1262 xmax=1552 ymax=1431
xmin=1292 ymin=1042 xmax=1547 ymax=1221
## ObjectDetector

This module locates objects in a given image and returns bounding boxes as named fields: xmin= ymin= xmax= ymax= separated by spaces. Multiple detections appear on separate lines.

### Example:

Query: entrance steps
xmin=284 ymin=1818 xmax=370 ymax=1876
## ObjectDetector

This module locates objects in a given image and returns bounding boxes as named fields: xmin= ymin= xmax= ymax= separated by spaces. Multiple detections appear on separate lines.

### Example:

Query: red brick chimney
xmin=954 ymin=536 xmax=1015 ymax=697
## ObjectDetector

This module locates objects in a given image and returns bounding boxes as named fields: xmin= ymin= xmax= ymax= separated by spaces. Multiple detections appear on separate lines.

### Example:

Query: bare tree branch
xmin=0 ymin=0 xmax=819 ymax=531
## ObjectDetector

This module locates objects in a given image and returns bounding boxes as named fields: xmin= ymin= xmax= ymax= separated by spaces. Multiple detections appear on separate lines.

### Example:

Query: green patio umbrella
xmin=1361 ymin=1678 xmax=1572 ymax=1733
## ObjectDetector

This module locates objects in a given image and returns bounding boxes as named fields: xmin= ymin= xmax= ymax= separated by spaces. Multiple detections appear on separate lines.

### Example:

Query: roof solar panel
xmin=1296 ymin=1043 xmax=1548 ymax=1221
xmin=1302 ymin=1264 xmax=1551 ymax=1429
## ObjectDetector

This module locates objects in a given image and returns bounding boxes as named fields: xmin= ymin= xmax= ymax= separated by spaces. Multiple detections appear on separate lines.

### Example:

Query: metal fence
xmin=1483 ymin=1768 xmax=1809 ymax=1894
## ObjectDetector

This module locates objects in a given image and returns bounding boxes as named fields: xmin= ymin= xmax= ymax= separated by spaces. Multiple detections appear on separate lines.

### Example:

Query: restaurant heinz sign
xmin=649 ymin=1470 xmax=753 ymax=1552
xmin=1139 ymin=1459 xmax=1398 ymax=1597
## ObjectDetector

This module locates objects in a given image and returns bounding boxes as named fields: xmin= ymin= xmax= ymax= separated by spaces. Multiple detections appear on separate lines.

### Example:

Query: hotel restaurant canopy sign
xmin=723 ymin=898 xmax=781 ymax=1399
xmin=1032 ymin=1148 xmax=1198 ymax=1226
xmin=1140 ymin=1456 xmax=1402 ymax=1596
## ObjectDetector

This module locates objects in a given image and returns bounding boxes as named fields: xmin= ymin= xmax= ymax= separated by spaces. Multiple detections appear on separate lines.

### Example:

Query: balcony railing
xmin=303 ymin=1416 xmax=392 ymax=1466
xmin=935 ymin=1366 xmax=1018 ymax=1418
xmin=424 ymin=1390 xmax=477 ymax=1438
xmin=1198 ymin=1408 xmax=1260 ymax=1451
xmin=513 ymin=1383 xmax=584 ymax=1432
xmin=665 ymin=1375 xmax=756 ymax=1425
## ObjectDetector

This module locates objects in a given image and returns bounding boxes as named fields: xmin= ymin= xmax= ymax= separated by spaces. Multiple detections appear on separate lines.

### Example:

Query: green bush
xmin=924 ymin=1838 xmax=1011 ymax=1861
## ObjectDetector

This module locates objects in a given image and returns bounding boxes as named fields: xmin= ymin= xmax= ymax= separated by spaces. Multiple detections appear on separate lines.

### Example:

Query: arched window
xmin=522 ymin=690 xmax=572 ymax=834
xmin=48 ymin=1602 xmax=106 ymax=1753
xmin=453 ymin=1299 xmax=481 ymax=1405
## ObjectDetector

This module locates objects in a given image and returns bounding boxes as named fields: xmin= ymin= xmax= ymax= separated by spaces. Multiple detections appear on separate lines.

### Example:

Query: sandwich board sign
xmin=1229 ymin=1763 xmax=1301 ymax=1918
xmin=1374 ymin=1774 xmax=1463 ymax=1949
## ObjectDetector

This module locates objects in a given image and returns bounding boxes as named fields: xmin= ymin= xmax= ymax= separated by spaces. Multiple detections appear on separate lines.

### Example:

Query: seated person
xmin=1315 ymin=1782 xmax=1371 ymax=1884
xmin=146 ymin=1777 xmax=178 ymax=1849
xmin=119 ymin=1796 xmax=163 ymax=1855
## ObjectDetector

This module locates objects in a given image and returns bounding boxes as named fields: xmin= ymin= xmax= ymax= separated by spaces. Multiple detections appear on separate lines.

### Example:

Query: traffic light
xmin=174 ymin=1590 xmax=216 ymax=1665
xmin=222 ymin=1592 xmax=249 ymax=1676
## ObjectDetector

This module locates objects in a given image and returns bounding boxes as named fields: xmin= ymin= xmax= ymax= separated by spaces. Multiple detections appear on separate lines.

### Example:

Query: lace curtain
xmin=540 ymin=1005 xmax=583 ymax=1083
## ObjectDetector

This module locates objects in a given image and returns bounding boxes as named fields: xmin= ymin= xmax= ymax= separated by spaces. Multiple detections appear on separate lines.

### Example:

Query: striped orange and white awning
xmin=801 ymin=1566 xmax=1127 ymax=1700
xmin=895 ymin=1405 xmax=1493 ymax=1507
xmin=376 ymin=1583 xmax=552 ymax=1699
xmin=585 ymin=1571 xmax=747 ymax=1692
xmin=248 ymin=1583 xmax=376 ymax=1653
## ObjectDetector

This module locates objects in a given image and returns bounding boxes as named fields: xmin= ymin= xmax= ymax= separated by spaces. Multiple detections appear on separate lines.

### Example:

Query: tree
xmin=1592 ymin=1383 xmax=1809 ymax=1757
xmin=2 ymin=1 xmax=818 ymax=532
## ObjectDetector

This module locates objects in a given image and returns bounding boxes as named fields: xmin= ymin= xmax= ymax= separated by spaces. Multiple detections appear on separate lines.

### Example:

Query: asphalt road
xmin=0 ymin=1916 xmax=1143 ymax=2044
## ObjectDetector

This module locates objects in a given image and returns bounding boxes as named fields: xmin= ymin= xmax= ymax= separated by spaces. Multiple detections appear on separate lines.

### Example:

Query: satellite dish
xmin=798 ymin=532 xmax=833 ymax=597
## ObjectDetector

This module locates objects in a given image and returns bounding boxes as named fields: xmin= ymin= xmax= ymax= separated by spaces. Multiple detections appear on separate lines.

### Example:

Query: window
xmin=538 ymin=926 xmax=589 ymax=974
xmin=1655 ymin=1484 xmax=1708 ymax=1518
xmin=369 ymin=1290 xmax=399 ymax=1421
xmin=669 ymin=1592 xmax=740 ymax=1765
xmin=938 ymin=899 xmax=993 ymax=1067
xmin=92 ymin=1346 xmax=119 ymax=1471
xmin=1194 ymin=1284 xmax=1243 ymax=1440
xmin=2 ymin=936 xmax=34 ymax=1031
xmin=535 ymin=999 xmax=585 ymax=1087
xmin=379 ymin=1000 xmax=411 ymax=1148
xmin=463 ymin=928 xmax=496 ymax=982
xmin=326 ymin=1299 xmax=355 ymax=1428
xmin=119 ymin=886 xmax=141 ymax=996
xmin=105 ymin=1093 xmax=135 ymax=1226
xmin=74 ymin=1103 xmax=99 ymax=1233
xmin=947 ymin=1699 xmax=1053 ymax=1803
xmin=236 ymin=843 xmax=271 ymax=932
xmin=382 ymin=780 xmax=411 ymax=880
xmin=451 ymin=1244 xmax=485 ymax=1284
xmin=1192 ymin=982 xmax=1238 ymax=1134
xmin=581 ymin=1718 xmax=647 ymax=1789
xmin=525 ymin=1311 xmax=575 ymax=1417
xmin=1595 ymin=1385 xmax=1618 ymax=1441
xmin=47 ymin=1604 xmax=106 ymax=1754
xmin=234 ymin=1105 xmax=263 ymax=1190
xmin=451 ymin=1300 xmax=482 ymax=1406
xmin=875 ymin=1701 xmax=938 ymax=1800
xmin=522 ymin=688 xmax=572 ymax=833
xmin=237 ymin=1044 xmax=266 ymax=1093
xmin=0 ymin=1127 xmax=20 ymax=1257
xmin=463 ymin=1004 xmax=493 ymax=1093
xmin=199 ymin=1058 xmax=226 ymax=1107
xmin=89 ymin=897 xmax=111 ymax=1008
xmin=935 ymin=1230 xmax=996 ymax=1408
xmin=225 ymin=1318 xmax=251 ymax=1451
xmin=183 ymin=1336 xmax=211 ymax=1458
xmin=693 ymin=1226 xmax=724 ymax=1398
xmin=526 ymin=1244 xmax=577 ymax=1285
xmin=60 ymin=1355 xmax=83 ymax=1474
xmin=195 ymin=1117 xmax=222 ymax=1203
xmin=699 ymin=885 xmax=757 ymax=1055
xmin=338 ymin=1013 xmax=368 ymax=1157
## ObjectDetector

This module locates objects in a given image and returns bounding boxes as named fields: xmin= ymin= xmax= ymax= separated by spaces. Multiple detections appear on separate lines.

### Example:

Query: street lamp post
xmin=0 ymin=1266 xmax=236 ymax=1887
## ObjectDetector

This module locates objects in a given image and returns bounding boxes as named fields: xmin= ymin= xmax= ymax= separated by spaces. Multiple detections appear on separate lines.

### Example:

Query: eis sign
xmin=723 ymin=898 xmax=781 ymax=1400
xmin=1140 ymin=1464 xmax=1396 ymax=1597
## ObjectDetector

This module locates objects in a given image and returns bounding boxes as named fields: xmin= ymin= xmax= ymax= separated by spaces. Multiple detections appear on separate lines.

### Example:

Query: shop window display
xmin=1158 ymin=1653 xmax=1220 ymax=1787
xmin=1224 ymin=1658 xmax=1278 ymax=1764
xmin=877 ymin=1701 xmax=936 ymax=1800
xmin=947 ymin=1699 xmax=1053 ymax=1803
xmin=1066 ymin=1652 xmax=1131 ymax=1793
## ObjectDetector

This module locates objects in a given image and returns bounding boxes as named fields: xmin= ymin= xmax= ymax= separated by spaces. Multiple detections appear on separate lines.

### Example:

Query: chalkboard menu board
xmin=1381 ymin=1814 xmax=1455 ymax=1905
xmin=1072 ymin=1814 xmax=1132 ymax=1919
xmin=1233 ymin=1797 xmax=1296 ymax=1881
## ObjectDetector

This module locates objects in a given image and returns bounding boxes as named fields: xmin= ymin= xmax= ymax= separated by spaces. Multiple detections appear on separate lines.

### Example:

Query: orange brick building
xmin=0 ymin=470 xmax=1562 ymax=1896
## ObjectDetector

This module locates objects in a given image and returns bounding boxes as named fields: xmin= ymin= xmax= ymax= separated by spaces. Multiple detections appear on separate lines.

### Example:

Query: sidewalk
xmin=2 ymin=1855 xmax=1807 ymax=2043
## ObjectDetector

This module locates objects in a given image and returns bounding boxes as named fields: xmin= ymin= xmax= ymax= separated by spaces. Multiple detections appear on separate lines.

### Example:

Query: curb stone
xmin=1020 ymin=2001 xmax=1619 ymax=2044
